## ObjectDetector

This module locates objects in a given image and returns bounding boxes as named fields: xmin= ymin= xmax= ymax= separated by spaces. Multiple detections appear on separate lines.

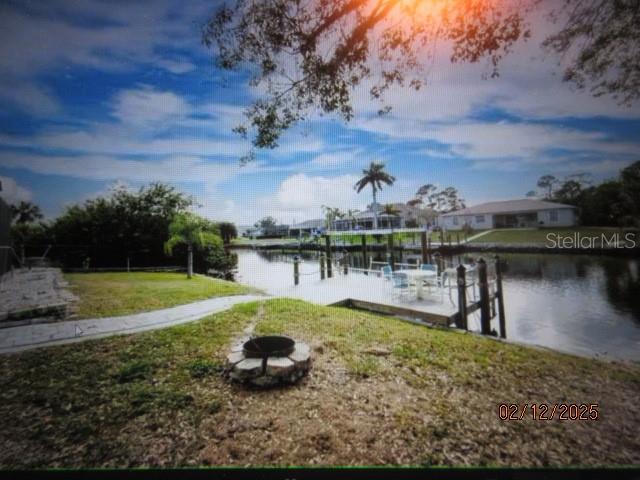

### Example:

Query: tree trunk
xmin=372 ymin=186 xmax=378 ymax=230
xmin=187 ymin=244 xmax=193 ymax=279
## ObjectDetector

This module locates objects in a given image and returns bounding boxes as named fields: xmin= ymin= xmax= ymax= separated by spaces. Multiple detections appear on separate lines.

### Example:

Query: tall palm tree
xmin=354 ymin=162 xmax=395 ymax=229
xmin=321 ymin=205 xmax=344 ymax=230
xmin=164 ymin=212 xmax=221 ymax=278
xmin=345 ymin=209 xmax=359 ymax=230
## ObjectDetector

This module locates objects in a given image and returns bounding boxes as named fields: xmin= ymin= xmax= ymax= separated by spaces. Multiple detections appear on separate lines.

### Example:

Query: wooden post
xmin=495 ymin=255 xmax=506 ymax=339
xmin=320 ymin=254 xmax=325 ymax=280
xmin=387 ymin=233 xmax=395 ymax=271
xmin=420 ymin=231 xmax=428 ymax=265
xmin=343 ymin=253 xmax=349 ymax=275
xmin=433 ymin=252 xmax=442 ymax=276
xmin=456 ymin=264 xmax=468 ymax=330
xmin=324 ymin=235 xmax=332 ymax=278
xmin=361 ymin=235 xmax=368 ymax=271
xmin=294 ymin=256 xmax=300 ymax=285
xmin=427 ymin=236 xmax=432 ymax=262
xmin=478 ymin=258 xmax=491 ymax=335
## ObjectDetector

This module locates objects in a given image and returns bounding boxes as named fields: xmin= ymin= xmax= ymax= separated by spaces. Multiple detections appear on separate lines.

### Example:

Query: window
xmin=549 ymin=210 xmax=558 ymax=222
xmin=452 ymin=216 xmax=459 ymax=225
xmin=475 ymin=215 xmax=485 ymax=223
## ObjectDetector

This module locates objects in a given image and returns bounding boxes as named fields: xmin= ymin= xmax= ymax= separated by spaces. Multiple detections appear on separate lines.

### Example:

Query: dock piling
xmin=495 ymin=255 xmax=507 ymax=339
xmin=320 ymin=254 xmax=325 ymax=280
xmin=478 ymin=258 xmax=491 ymax=335
xmin=456 ymin=264 xmax=468 ymax=330
xmin=324 ymin=235 xmax=332 ymax=278
xmin=420 ymin=231 xmax=428 ymax=265
xmin=361 ymin=235 xmax=368 ymax=271
xmin=294 ymin=256 xmax=300 ymax=286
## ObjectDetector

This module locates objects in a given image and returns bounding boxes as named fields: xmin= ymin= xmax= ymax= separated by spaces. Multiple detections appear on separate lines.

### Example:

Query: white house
xmin=439 ymin=199 xmax=578 ymax=230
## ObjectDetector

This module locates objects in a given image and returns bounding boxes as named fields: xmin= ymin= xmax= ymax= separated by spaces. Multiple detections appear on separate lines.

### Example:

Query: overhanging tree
xmin=204 ymin=0 xmax=640 ymax=160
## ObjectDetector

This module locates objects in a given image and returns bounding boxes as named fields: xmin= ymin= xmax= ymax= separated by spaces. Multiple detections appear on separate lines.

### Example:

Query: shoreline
xmin=229 ymin=241 xmax=640 ymax=257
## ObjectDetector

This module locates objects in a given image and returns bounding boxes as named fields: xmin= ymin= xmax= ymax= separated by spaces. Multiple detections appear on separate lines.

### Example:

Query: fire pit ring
xmin=227 ymin=335 xmax=311 ymax=387
xmin=243 ymin=335 xmax=295 ymax=358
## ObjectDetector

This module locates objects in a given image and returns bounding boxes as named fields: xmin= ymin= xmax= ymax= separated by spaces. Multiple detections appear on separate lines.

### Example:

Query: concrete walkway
xmin=0 ymin=294 xmax=265 ymax=354
xmin=463 ymin=229 xmax=494 ymax=243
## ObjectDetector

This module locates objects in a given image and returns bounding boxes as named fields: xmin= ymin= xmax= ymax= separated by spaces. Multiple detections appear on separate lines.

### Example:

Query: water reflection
xmin=237 ymin=250 xmax=640 ymax=361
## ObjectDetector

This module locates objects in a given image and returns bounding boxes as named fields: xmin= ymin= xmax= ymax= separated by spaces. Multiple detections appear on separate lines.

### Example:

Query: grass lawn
xmin=65 ymin=272 xmax=252 ymax=319
xmin=468 ymin=227 xmax=623 ymax=244
xmin=1 ymin=298 xmax=638 ymax=467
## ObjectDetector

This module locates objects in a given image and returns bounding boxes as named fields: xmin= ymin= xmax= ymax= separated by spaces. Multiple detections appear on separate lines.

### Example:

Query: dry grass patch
xmin=0 ymin=298 xmax=638 ymax=468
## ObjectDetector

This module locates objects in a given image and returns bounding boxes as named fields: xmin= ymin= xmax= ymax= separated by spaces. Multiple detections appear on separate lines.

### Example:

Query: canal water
xmin=235 ymin=249 xmax=640 ymax=361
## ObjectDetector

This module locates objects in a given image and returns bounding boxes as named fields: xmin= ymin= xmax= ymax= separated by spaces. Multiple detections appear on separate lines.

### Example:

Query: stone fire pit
xmin=226 ymin=335 xmax=311 ymax=387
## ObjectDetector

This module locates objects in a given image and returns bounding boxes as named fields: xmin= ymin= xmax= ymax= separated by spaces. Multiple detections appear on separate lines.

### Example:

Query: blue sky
xmin=0 ymin=0 xmax=639 ymax=226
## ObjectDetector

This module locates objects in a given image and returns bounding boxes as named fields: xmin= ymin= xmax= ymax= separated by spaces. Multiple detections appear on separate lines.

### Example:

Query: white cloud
xmin=0 ymin=80 xmax=60 ymax=117
xmin=350 ymin=117 xmax=639 ymax=170
xmin=0 ymin=2 xmax=204 ymax=77
xmin=0 ymin=152 xmax=246 ymax=184
xmin=111 ymin=86 xmax=191 ymax=128
xmin=0 ymin=176 xmax=32 ymax=204
xmin=0 ymin=1 xmax=208 ymax=115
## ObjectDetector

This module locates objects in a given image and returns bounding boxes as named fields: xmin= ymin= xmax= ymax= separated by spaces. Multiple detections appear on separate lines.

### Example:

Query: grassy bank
xmin=1 ymin=298 xmax=638 ymax=467
xmin=65 ymin=272 xmax=251 ymax=319
xmin=468 ymin=227 xmax=623 ymax=244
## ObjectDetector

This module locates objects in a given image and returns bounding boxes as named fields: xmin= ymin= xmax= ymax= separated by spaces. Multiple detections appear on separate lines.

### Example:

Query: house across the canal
xmin=439 ymin=199 xmax=578 ymax=230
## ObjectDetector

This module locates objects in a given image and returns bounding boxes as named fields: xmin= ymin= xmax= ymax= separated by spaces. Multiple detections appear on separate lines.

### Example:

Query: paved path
xmin=0 ymin=294 xmax=265 ymax=354
xmin=463 ymin=229 xmax=495 ymax=243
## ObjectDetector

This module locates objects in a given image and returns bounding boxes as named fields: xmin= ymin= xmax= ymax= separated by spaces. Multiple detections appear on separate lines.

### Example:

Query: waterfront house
xmin=332 ymin=203 xmax=436 ymax=231
xmin=288 ymin=219 xmax=325 ymax=237
xmin=439 ymin=199 xmax=578 ymax=230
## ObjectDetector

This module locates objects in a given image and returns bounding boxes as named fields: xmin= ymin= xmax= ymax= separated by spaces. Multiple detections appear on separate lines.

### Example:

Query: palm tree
xmin=321 ymin=205 xmax=344 ymax=230
xmin=381 ymin=203 xmax=400 ymax=216
xmin=345 ymin=209 xmax=359 ymax=230
xmin=164 ymin=212 xmax=221 ymax=279
xmin=354 ymin=162 xmax=395 ymax=229
xmin=10 ymin=201 xmax=43 ymax=224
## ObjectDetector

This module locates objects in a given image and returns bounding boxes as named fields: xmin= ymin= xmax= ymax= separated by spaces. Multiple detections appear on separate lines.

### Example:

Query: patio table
xmin=395 ymin=269 xmax=437 ymax=300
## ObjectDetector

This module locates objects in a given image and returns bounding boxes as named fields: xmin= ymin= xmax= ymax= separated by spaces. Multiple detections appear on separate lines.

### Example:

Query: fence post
xmin=456 ymin=264 xmax=468 ymax=330
xmin=320 ymin=254 xmax=325 ymax=280
xmin=478 ymin=258 xmax=491 ymax=335
xmin=324 ymin=235 xmax=332 ymax=278
xmin=294 ymin=256 xmax=300 ymax=286
xmin=495 ymin=255 xmax=507 ymax=339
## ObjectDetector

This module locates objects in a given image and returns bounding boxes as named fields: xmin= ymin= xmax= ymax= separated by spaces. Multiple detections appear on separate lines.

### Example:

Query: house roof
xmin=288 ymin=219 xmax=325 ymax=229
xmin=441 ymin=199 xmax=577 ymax=217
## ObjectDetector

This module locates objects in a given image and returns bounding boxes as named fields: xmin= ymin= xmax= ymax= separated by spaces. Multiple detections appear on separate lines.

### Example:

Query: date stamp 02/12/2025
xmin=498 ymin=403 xmax=600 ymax=421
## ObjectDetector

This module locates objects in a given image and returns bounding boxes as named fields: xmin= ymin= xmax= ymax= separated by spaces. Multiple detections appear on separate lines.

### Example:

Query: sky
xmin=0 ymin=0 xmax=639 ymax=226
